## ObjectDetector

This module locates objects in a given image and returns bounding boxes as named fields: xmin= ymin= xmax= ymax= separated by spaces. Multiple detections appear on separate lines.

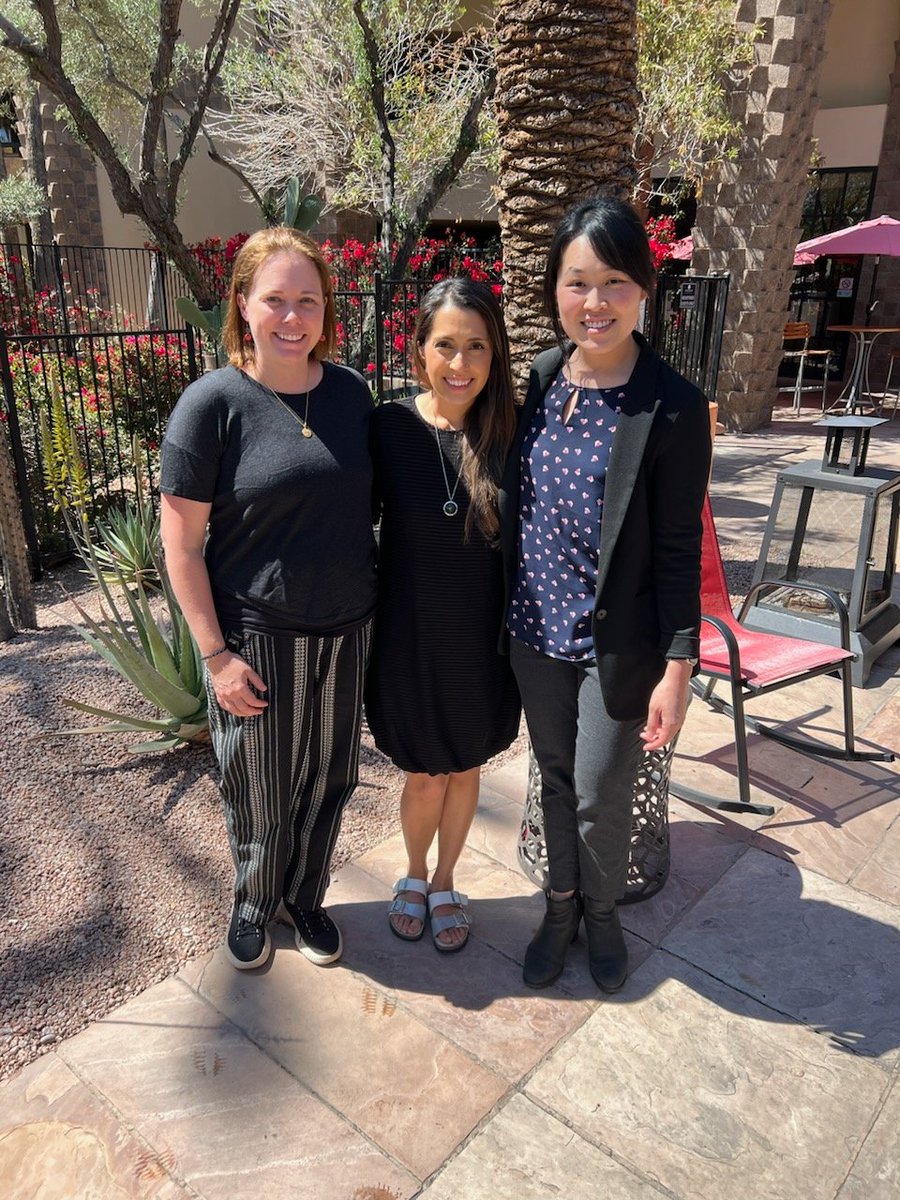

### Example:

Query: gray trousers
xmin=207 ymin=622 xmax=371 ymax=923
xmin=510 ymin=636 xmax=644 ymax=904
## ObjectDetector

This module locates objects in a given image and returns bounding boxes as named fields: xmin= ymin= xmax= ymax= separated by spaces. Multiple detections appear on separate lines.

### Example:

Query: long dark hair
xmin=544 ymin=196 xmax=656 ymax=356
xmin=412 ymin=277 xmax=517 ymax=544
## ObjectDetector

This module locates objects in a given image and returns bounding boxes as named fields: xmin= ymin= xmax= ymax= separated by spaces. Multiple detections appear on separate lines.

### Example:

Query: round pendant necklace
xmin=431 ymin=419 xmax=462 ymax=517
xmin=252 ymin=373 xmax=313 ymax=437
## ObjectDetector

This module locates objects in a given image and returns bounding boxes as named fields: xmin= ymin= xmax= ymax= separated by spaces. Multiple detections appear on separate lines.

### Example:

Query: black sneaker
xmin=286 ymin=904 xmax=342 ymax=965
xmin=225 ymin=909 xmax=271 ymax=970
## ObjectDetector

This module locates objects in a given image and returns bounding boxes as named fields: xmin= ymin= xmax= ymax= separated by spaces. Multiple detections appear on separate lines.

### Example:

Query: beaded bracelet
xmin=201 ymin=645 xmax=228 ymax=662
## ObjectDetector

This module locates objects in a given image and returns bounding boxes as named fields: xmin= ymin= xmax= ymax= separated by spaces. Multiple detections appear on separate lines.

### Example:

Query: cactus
xmin=262 ymin=176 xmax=323 ymax=231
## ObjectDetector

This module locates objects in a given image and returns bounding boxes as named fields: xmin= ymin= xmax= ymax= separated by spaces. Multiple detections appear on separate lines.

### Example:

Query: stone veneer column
xmin=34 ymin=88 xmax=104 ymax=247
xmin=856 ymin=39 xmax=900 ymax=387
xmin=692 ymin=0 xmax=832 ymax=432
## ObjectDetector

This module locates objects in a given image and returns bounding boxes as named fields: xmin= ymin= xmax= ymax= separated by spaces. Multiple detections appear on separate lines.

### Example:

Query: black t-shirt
xmin=160 ymin=362 xmax=377 ymax=635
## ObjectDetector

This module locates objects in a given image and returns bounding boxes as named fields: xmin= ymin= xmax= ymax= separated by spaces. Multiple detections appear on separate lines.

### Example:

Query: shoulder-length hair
xmin=412 ymin=277 xmax=517 ymax=544
xmin=222 ymin=227 xmax=336 ymax=367
xmin=544 ymin=196 xmax=656 ymax=356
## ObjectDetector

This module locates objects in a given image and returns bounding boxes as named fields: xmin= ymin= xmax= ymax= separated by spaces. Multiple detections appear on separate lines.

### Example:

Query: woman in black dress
xmin=366 ymin=278 xmax=520 ymax=952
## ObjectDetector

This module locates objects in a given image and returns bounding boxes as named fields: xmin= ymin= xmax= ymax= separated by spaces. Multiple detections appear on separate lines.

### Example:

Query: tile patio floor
xmin=2 ymin=404 xmax=899 ymax=1199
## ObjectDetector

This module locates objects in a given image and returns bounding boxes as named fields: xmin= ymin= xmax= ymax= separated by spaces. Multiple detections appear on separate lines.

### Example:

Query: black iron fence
xmin=0 ymin=241 xmax=194 ymax=334
xmin=647 ymin=274 xmax=730 ymax=401
xmin=0 ymin=275 xmax=422 ymax=569
xmin=2 ymin=270 xmax=730 ymax=573
xmin=0 ymin=325 xmax=199 ymax=567
xmin=1 ymin=239 xmax=504 ymax=340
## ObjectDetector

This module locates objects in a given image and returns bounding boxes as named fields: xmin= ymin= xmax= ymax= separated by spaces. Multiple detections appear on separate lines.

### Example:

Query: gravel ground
xmin=0 ymin=540 xmax=757 ymax=1084
xmin=0 ymin=563 xmax=527 ymax=1083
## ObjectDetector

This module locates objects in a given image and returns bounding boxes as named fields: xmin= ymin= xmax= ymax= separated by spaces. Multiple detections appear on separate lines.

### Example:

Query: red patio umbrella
xmin=795 ymin=215 xmax=900 ymax=322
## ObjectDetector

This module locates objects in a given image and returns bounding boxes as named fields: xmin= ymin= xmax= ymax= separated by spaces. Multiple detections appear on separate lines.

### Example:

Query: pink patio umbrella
xmin=670 ymin=236 xmax=693 ymax=261
xmin=670 ymin=236 xmax=818 ymax=266
xmin=795 ymin=214 xmax=900 ymax=321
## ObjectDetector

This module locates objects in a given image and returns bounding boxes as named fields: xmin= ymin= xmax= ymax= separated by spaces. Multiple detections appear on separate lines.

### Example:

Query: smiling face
xmin=554 ymin=234 xmax=647 ymax=374
xmin=417 ymin=303 xmax=493 ymax=422
xmin=237 ymin=250 xmax=325 ymax=386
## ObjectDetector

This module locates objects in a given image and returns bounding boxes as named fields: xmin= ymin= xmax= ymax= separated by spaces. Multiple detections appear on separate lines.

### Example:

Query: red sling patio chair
xmin=669 ymin=495 xmax=895 ymax=816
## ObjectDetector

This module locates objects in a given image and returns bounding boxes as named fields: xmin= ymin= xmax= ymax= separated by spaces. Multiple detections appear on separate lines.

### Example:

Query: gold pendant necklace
xmin=252 ymin=373 xmax=313 ymax=437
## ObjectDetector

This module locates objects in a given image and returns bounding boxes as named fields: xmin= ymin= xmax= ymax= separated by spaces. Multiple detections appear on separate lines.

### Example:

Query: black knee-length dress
xmin=365 ymin=396 xmax=521 ymax=775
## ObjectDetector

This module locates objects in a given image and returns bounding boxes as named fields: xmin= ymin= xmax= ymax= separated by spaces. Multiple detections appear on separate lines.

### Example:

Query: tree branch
xmin=0 ymin=14 xmax=44 ymax=59
xmin=139 ymin=0 xmax=181 ymax=203
xmin=2 ymin=3 xmax=143 ymax=217
xmin=168 ymin=0 xmax=242 ymax=204
xmin=203 ymin=131 xmax=265 ymax=210
xmin=0 ymin=1 xmax=222 ymax=307
xmin=352 ymin=0 xmax=396 ymax=270
xmin=70 ymin=9 xmax=146 ymax=106
xmin=394 ymin=63 xmax=496 ymax=278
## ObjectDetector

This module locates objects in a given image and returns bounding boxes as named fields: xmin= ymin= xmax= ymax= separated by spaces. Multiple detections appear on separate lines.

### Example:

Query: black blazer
xmin=499 ymin=333 xmax=712 ymax=720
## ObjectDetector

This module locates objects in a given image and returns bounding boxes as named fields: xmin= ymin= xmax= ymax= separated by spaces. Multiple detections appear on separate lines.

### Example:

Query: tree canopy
xmin=636 ymin=0 xmax=759 ymax=199
xmin=211 ymin=0 xmax=496 ymax=277
xmin=0 ymin=0 xmax=757 ymax=295
xmin=0 ymin=0 xmax=242 ymax=306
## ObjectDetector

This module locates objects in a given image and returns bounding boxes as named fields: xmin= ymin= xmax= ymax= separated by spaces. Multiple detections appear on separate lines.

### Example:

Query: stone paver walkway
xmin=2 ymin=406 xmax=899 ymax=1199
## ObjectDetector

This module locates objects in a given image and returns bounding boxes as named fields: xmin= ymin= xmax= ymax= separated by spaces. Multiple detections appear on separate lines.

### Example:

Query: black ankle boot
xmin=523 ymin=891 xmax=583 ymax=989
xmin=582 ymin=895 xmax=628 ymax=993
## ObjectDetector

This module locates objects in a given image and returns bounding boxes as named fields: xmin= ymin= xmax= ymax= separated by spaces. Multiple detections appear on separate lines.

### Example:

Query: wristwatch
xmin=670 ymin=656 xmax=699 ymax=666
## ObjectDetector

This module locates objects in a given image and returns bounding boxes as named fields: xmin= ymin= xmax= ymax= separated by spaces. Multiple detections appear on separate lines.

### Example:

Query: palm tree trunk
xmin=495 ymin=0 xmax=640 ymax=386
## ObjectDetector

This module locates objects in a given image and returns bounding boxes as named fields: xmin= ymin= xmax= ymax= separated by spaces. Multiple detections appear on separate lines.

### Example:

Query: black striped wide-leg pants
xmin=207 ymin=622 xmax=372 ymax=923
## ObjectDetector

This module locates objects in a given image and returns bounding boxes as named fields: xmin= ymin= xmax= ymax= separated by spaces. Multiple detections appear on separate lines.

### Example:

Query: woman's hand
xmin=640 ymin=659 xmax=692 ymax=752
xmin=207 ymin=651 xmax=268 ymax=718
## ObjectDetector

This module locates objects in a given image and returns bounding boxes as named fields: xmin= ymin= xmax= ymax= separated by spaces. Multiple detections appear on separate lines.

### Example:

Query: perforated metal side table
xmin=517 ymin=739 xmax=676 ymax=903
xmin=744 ymin=460 xmax=900 ymax=685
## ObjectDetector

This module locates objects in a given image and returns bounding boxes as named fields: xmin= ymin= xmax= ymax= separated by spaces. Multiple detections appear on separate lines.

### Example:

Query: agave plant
xmin=174 ymin=296 xmax=227 ymax=346
xmin=40 ymin=379 xmax=208 ymax=752
xmin=91 ymin=482 xmax=161 ymax=592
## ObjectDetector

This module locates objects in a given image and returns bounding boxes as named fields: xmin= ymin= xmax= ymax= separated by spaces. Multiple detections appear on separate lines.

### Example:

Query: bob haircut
xmin=222 ymin=227 xmax=336 ymax=367
xmin=543 ymin=196 xmax=656 ymax=355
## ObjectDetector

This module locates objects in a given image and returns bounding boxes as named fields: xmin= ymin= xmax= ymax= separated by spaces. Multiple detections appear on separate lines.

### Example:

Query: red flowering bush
xmin=319 ymin=231 xmax=503 ymax=385
xmin=645 ymin=216 xmax=677 ymax=271
xmin=176 ymin=233 xmax=250 ymax=300
xmin=4 ymin=332 xmax=191 ymax=549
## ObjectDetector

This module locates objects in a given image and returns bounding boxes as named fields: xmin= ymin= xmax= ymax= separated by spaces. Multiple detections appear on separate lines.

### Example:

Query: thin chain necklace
xmin=430 ymin=415 xmax=463 ymax=517
xmin=251 ymin=372 xmax=313 ymax=438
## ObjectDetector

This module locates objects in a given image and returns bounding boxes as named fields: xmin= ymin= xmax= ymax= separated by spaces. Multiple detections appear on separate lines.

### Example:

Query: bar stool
xmin=778 ymin=322 xmax=835 ymax=414
xmin=881 ymin=349 xmax=900 ymax=419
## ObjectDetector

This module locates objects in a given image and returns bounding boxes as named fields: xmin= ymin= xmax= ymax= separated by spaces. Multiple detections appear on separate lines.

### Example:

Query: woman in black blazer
xmin=499 ymin=197 xmax=711 ymax=993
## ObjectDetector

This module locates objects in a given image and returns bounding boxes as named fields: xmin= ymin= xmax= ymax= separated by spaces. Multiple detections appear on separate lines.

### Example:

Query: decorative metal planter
xmin=517 ymin=739 xmax=676 ymax=903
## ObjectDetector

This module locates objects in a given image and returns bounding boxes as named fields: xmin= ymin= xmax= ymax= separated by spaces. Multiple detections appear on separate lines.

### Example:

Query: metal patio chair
xmin=778 ymin=321 xmax=835 ymax=414
xmin=669 ymin=496 xmax=894 ymax=815
xmin=879 ymin=348 xmax=900 ymax=419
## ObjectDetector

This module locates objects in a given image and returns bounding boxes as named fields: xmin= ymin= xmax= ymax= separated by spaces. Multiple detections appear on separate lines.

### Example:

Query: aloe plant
xmin=40 ymin=378 xmax=208 ymax=752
